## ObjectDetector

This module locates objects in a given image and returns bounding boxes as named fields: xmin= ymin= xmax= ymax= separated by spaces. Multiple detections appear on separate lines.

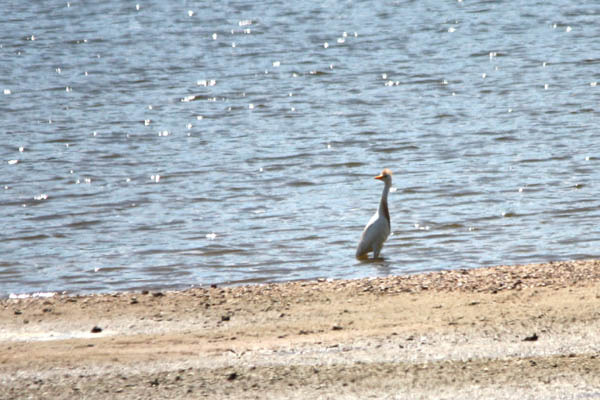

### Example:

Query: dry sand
xmin=2 ymin=259 xmax=600 ymax=399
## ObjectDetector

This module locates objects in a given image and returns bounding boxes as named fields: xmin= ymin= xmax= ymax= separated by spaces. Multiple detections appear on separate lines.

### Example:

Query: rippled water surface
xmin=2 ymin=0 xmax=600 ymax=295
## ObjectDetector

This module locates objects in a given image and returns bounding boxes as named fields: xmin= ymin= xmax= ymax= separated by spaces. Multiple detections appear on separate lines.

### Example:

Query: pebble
xmin=523 ymin=333 xmax=538 ymax=342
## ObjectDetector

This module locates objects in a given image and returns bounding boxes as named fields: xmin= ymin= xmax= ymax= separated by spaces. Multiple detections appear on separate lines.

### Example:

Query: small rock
xmin=130 ymin=298 xmax=139 ymax=304
xmin=152 ymin=292 xmax=164 ymax=297
xmin=523 ymin=333 xmax=538 ymax=342
xmin=221 ymin=315 xmax=230 ymax=321
xmin=227 ymin=372 xmax=237 ymax=381
xmin=141 ymin=290 xmax=149 ymax=295
xmin=91 ymin=326 xmax=103 ymax=333
xmin=150 ymin=378 xmax=159 ymax=386
xmin=332 ymin=325 xmax=343 ymax=331
xmin=14 ymin=310 xmax=22 ymax=315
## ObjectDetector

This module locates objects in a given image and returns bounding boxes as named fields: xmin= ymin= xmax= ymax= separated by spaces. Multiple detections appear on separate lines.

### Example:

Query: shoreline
xmin=6 ymin=256 xmax=600 ymax=299
xmin=2 ymin=259 xmax=600 ymax=398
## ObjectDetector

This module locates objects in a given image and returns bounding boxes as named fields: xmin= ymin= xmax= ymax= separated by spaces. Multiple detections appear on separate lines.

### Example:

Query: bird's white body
xmin=356 ymin=169 xmax=392 ymax=259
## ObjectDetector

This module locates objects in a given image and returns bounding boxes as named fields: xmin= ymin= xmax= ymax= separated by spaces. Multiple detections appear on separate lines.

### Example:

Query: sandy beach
xmin=2 ymin=259 xmax=600 ymax=399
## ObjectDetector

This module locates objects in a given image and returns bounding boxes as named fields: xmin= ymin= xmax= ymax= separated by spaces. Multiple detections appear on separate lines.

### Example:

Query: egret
xmin=356 ymin=168 xmax=392 ymax=259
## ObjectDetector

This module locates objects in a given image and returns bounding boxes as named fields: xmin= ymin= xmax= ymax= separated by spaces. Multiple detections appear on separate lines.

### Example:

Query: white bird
xmin=356 ymin=168 xmax=392 ymax=259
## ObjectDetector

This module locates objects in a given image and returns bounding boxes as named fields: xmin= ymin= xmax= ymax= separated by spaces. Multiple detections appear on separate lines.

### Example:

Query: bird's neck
xmin=379 ymin=182 xmax=391 ymax=225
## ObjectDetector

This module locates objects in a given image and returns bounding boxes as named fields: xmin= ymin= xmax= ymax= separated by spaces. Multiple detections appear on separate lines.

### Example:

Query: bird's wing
xmin=356 ymin=212 xmax=383 ymax=257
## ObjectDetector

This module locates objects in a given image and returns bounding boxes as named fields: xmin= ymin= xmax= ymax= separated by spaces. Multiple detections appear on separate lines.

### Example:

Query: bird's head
xmin=374 ymin=168 xmax=392 ymax=184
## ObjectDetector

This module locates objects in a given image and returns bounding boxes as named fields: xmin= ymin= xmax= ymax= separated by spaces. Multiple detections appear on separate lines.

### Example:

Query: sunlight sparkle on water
xmin=197 ymin=79 xmax=216 ymax=86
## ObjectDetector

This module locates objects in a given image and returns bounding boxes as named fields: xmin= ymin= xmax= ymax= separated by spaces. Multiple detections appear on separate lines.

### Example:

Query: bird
xmin=356 ymin=168 xmax=392 ymax=259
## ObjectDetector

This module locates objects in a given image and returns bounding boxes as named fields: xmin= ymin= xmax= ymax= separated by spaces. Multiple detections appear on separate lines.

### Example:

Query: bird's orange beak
xmin=374 ymin=174 xmax=384 ymax=180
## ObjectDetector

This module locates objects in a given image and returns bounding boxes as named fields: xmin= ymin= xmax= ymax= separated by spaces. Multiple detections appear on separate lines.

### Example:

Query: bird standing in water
xmin=356 ymin=168 xmax=392 ymax=259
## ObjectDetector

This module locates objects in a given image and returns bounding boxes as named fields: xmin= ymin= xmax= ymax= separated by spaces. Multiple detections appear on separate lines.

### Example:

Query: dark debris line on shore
xmin=216 ymin=259 xmax=600 ymax=297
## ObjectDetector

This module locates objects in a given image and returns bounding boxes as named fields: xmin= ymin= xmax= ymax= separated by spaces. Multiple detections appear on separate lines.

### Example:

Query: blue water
xmin=1 ymin=0 xmax=599 ymax=295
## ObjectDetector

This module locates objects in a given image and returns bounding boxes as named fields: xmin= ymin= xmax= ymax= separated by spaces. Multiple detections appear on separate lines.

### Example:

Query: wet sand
xmin=2 ymin=259 xmax=600 ymax=399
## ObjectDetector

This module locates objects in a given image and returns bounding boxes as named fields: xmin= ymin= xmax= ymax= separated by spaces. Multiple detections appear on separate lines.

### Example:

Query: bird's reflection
xmin=356 ymin=256 xmax=392 ymax=275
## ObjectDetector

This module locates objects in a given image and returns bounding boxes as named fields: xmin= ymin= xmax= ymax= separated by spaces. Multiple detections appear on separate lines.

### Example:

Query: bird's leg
xmin=373 ymin=244 xmax=382 ymax=259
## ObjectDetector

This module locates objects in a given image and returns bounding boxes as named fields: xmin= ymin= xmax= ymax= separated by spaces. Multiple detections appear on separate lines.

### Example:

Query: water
xmin=1 ymin=0 xmax=599 ymax=295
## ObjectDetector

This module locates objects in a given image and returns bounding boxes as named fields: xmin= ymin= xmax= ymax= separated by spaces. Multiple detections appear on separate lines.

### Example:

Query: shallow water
xmin=1 ymin=0 xmax=599 ymax=295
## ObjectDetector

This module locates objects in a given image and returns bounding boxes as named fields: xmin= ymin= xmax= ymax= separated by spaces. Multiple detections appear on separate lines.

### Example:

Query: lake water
xmin=1 ymin=0 xmax=599 ymax=295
